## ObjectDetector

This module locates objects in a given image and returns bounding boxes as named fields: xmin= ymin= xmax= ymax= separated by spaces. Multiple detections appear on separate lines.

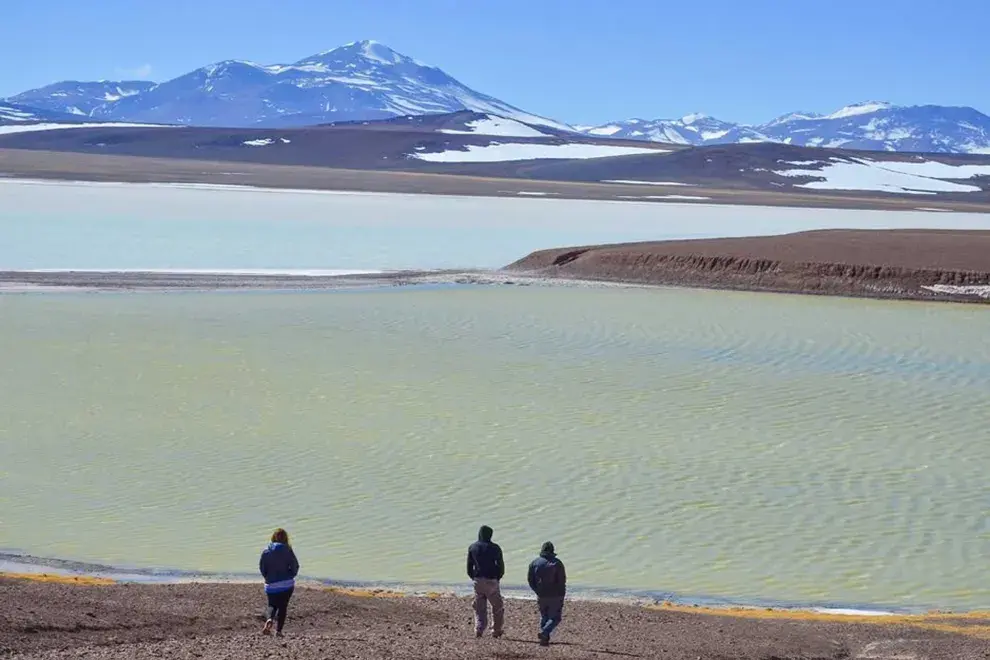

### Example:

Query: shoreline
xmin=0 ymin=553 xmax=969 ymax=618
xmin=0 ymin=568 xmax=942 ymax=617
xmin=2 ymin=573 xmax=988 ymax=659
xmin=0 ymin=269 xmax=657 ymax=294
xmin=3 ymin=261 xmax=990 ymax=305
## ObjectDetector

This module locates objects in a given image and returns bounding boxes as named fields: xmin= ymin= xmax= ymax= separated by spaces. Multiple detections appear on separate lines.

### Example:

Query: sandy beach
xmin=2 ymin=575 xmax=988 ymax=659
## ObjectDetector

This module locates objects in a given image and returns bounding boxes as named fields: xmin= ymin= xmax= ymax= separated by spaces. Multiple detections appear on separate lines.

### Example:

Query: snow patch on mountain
xmin=0 ymin=103 xmax=40 ymax=122
xmin=825 ymin=101 xmax=893 ymax=120
xmin=439 ymin=115 xmax=548 ymax=137
xmin=773 ymin=157 xmax=990 ymax=195
xmin=242 ymin=137 xmax=292 ymax=146
xmin=0 ymin=102 xmax=96 ymax=126
xmin=412 ymin=142 xmax=664 ymax=163
xmin=586 ymin=124 xmax=624 ymax=137
xmin=0 ymin=121 xmax=173 ymax=135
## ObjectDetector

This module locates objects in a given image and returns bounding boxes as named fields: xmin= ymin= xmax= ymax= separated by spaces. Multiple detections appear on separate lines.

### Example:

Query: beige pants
xmin=472 ymin=578 xmax=504 ymax=635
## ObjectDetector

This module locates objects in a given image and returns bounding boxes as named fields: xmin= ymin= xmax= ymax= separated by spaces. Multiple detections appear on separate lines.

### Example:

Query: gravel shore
xmin=2 ymin=577 xmax=988 ymax=659
xmin=505 ymin=229 xmax=990 ymax=304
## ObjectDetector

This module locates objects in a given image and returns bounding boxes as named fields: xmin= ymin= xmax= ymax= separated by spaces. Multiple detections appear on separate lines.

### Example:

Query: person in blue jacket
xmin=527 ymin=541 xmax=566 ymax=646
xmin=259 ymin=528 xmax=300 ymax=637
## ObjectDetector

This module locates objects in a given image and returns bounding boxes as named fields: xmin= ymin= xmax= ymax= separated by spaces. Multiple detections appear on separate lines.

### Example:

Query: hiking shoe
xmin=475 ymin=630 xmax=483 ymax=638
xmin=492 ymin=630 xmax=503 ymax=639
xmin=538 ymin=632 xmax=550 ymax=646
xmin=261 ymin=619 xmax=273 ymax=635
xmin=275 ymin=631 xmax=284 ymax=638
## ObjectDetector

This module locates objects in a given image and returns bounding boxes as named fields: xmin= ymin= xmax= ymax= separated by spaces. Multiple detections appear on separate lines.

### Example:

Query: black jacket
xmin=466 ymin=526 xmax=504 ymax=580
xmin=527 ymin=552 xmax=566 ymax=598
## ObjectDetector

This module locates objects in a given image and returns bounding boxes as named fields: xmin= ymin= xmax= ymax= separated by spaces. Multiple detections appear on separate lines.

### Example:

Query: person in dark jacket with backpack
xmin=466 ymin=525 xmax=505 ymax=638
xmin=527 ymin=541 xmax=566 ymax=646
xmin=259 ymin=528 xmax=300 ymax=637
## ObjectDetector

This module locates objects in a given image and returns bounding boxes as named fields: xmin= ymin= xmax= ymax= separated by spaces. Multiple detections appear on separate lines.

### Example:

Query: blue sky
xmin=2 ymin=0 xmax=987 ymax=125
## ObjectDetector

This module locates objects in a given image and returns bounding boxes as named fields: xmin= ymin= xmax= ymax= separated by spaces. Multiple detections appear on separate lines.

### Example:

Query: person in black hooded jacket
xmin=527 ymin=541 xmax=566 ymax=646
xmin=466 ymin=525 xmax=505 ymax=638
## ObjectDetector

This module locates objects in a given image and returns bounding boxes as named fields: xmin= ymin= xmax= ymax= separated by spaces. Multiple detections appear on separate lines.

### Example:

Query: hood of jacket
xmin=478 ymin=525 xmax=493 ymax=542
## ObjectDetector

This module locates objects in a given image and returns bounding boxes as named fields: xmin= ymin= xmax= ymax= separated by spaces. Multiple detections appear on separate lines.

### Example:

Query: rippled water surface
xmin=2 ymin=287 xmax=989 ymax=609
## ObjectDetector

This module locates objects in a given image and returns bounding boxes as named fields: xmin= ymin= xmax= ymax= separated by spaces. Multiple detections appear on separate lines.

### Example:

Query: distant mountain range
xmin=4 ymin=40 xmax=990 ymax=154
xmin=577 ymin=102 xmax=990 ymax=154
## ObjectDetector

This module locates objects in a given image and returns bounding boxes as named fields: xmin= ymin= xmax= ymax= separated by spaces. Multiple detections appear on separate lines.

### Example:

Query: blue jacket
xmin=527 ymin=552 xmax=566 ymax=598
xmin=259 ymin=542 xmax=299 ymax=593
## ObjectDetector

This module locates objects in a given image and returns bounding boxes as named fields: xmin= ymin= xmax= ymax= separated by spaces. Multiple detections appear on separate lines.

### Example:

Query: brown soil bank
xmin=2 ymin=577 xmax=989 ymax=659
xmin=504 ymin=229 xmax=990 ymax=303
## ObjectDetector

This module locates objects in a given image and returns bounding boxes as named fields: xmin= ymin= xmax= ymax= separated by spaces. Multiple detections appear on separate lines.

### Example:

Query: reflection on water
xmin=1 ymin=286 xmax=989 ymax=610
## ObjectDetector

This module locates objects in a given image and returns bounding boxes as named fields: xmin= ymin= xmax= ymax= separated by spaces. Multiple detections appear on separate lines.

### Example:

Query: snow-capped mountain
xmin=7 ymin=81 xmax=156 ymax=118
xmin=4 ymin=41 xmax=569 ymax=131
xmin=582 ymin=113 xmax=766 ymax=146
xmin=759 ymin=102 xmax=990 ymax=153
xmin=578 ymin=102 xmax=990 ymax=154
xmin=8 ymin=44 xmax=990 ymax=154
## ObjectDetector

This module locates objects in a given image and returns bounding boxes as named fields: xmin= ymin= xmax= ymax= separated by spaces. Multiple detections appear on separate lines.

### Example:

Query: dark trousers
xmin=266 ymin=588 xmax=294 ymax=632
xmin=538 ymin=596 xmax=564 ymax=638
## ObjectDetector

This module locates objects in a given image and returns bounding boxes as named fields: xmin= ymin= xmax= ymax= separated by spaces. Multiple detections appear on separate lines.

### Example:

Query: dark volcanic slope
xmin=2 ymin=114 xmax=989 ymax=205
xmin=8 ymin=148 xmax=990 ymax=213
xmin=2 ymin=578 xmax=987 ymax=660
xmin=500 ymin=141 xmax=990 ymax=196
xmin=0 ymin=112 xmax=672 ymax=173
xmin=505 ymin=229 xmax=990 ymax=303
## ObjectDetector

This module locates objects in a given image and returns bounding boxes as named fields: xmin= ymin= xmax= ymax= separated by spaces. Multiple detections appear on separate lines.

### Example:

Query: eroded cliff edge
xmin=503 ymin=229 xmax=990 ymax=303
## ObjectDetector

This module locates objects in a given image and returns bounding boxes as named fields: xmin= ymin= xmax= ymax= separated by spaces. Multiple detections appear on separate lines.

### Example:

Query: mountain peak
xmin=2 ymin=39 xmax=568 ymax=131
xmin=764 ymin=111 xmax=822 ymax=126
xmin=306 ymin=39 xmax=421 ymax=67
xmin=825 ymin=101 xmax=893 ymax=120
xmin=680 ymin=113 xmax=708 ymax=124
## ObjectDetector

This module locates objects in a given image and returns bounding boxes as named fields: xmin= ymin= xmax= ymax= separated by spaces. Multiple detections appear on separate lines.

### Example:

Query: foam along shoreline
xmin=3 ymin=572 xmax=990 ymax=660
